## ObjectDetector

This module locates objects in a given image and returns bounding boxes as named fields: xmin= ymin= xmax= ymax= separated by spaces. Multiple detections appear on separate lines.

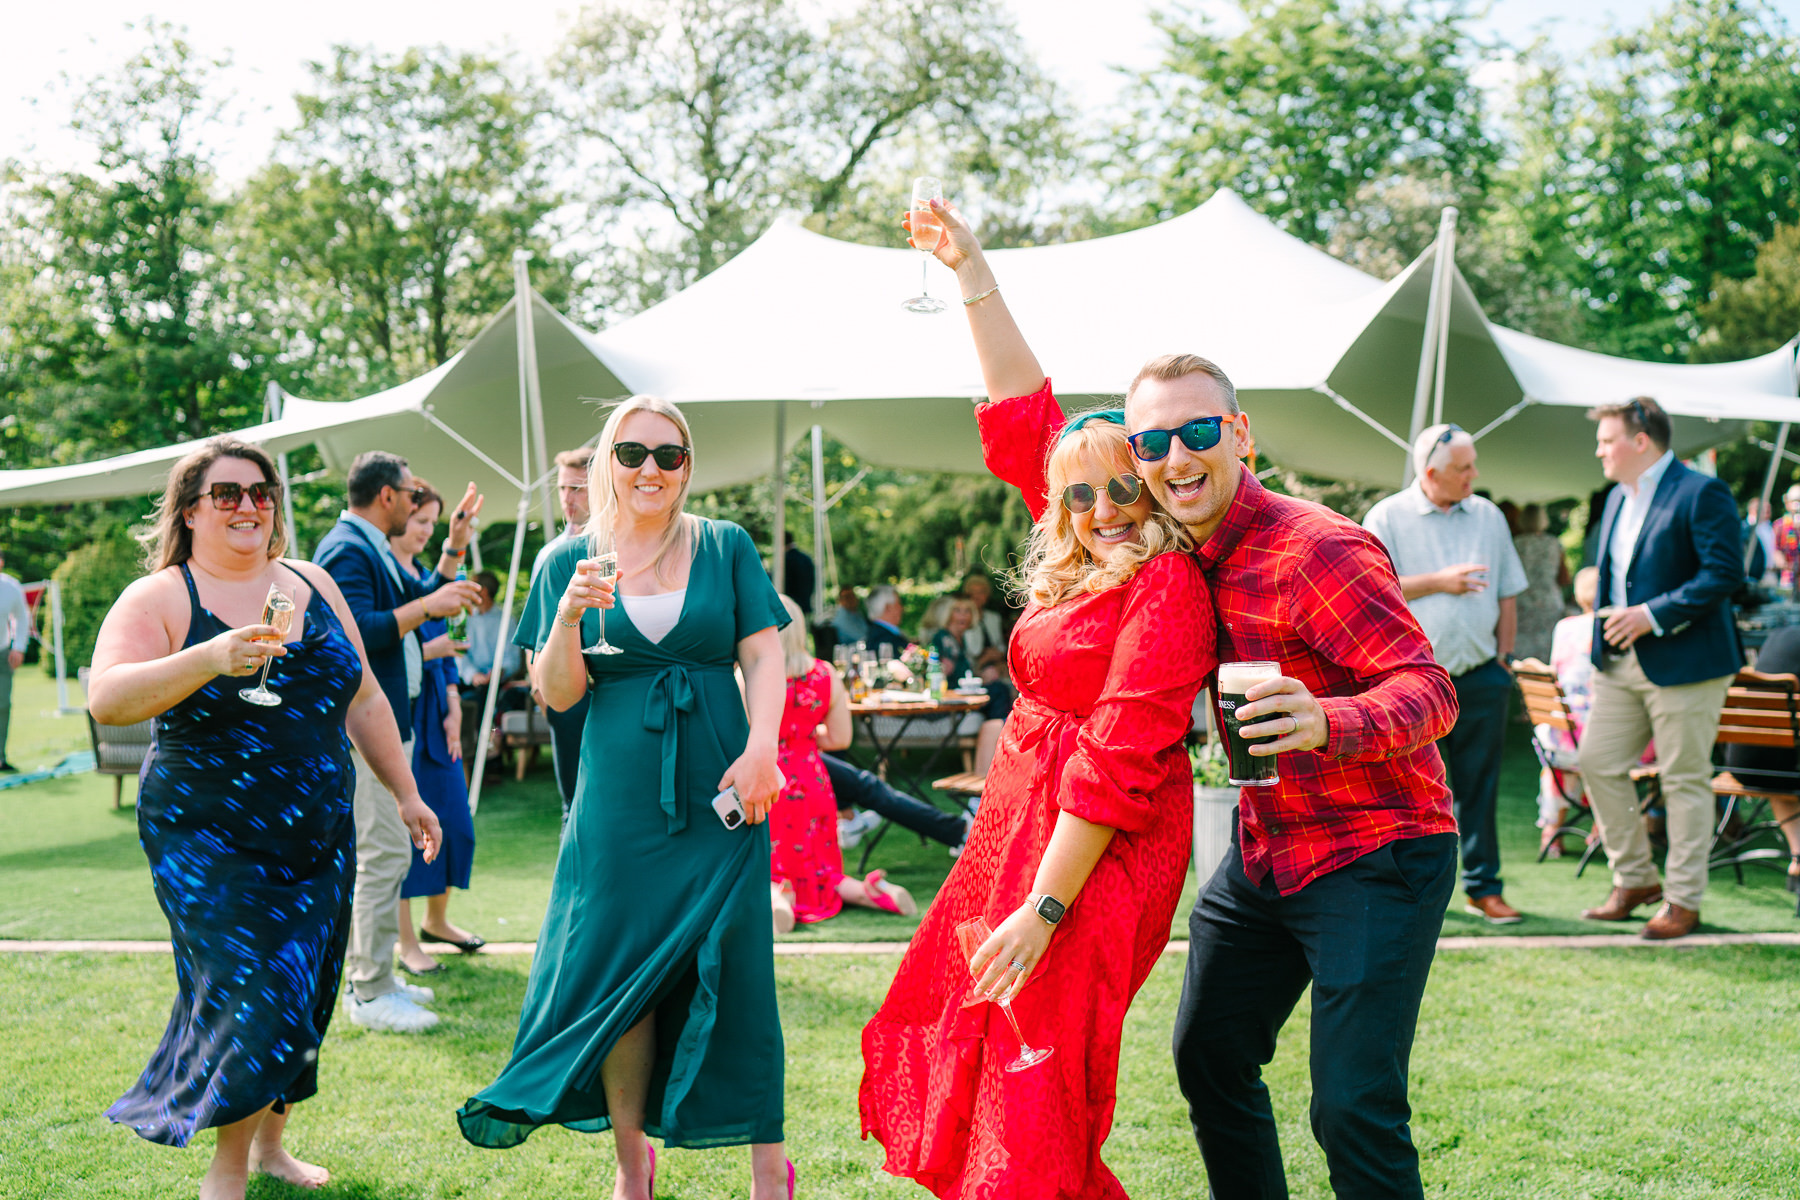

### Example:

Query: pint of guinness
xmin=1217 ymin=661 xmax=1282 ymax=787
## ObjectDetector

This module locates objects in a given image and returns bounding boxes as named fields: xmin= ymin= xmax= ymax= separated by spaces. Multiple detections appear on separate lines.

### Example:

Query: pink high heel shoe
xmin=648 ymin=1145 xmax=657 ymax=1197
xmin=786 ymin=1159 xmax=796 ymax=1199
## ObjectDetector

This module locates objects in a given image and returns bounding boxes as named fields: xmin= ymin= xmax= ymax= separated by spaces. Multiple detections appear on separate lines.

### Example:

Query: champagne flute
xmin=954 ymin=916 xmax=1053 ymax=1072
xmin=581 ymin=547 xmax=625 ymax=656
xmin=902 ymin=176 xmax=948 ymax=314
xmin=239 ymin=583 xmax=295 ymax=707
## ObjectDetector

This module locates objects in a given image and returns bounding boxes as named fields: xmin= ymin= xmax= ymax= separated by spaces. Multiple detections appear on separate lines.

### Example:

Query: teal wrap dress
xmin=458 ymin=517 xmax=790 ymax=1150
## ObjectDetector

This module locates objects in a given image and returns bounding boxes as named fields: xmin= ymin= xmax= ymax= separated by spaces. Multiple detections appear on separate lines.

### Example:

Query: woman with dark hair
xmin=89 ymin=437 xmax=439 ymax=1198
xmin=389 ymin=480 xmax=484 ymax=976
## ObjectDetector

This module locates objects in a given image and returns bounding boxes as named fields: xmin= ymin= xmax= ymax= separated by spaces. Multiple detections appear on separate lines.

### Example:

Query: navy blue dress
xmin=403 ymin=613 xmax=474 ymax=897
xmin=107 ymin=562 xmax=361 ymax=1147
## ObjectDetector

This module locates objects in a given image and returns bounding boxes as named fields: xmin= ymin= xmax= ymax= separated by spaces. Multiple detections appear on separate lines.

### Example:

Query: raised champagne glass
xmin=239 ymin=583 xmax=295 ymax=707
xmin=581 ymin=548 xmax=625 ymax=656
xmin=902 ymin=176 xmax=948 ymax=314
xmin=954 ymin=916 xmax=1053 ymax=1072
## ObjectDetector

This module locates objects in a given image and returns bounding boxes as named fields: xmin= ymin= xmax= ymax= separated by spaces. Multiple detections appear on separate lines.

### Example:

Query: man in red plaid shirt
xmin=917 ymin=198 xmax=1460 ymax=1199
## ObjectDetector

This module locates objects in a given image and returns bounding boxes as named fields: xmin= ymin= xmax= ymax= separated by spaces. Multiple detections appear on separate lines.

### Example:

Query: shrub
xmin=48 ymin=531 xmax=144 ymax=674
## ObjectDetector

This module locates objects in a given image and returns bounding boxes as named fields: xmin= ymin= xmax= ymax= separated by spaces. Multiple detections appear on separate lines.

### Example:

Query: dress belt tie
xmin=1008 ymin=694 xmax=1089 ymax=791
xmin=643 ymin=665 xmax=699 ymax=834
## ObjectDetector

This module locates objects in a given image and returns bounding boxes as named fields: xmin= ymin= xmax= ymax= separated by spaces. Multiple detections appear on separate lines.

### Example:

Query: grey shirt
xmin=1363 ymin=486 xmax=1528 ymax=675
xmin=0 ymin=573 xmax=29 ymax=653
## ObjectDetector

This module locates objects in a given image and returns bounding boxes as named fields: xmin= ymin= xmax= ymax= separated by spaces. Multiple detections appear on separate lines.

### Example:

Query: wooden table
xmin=846 ymin=692 xmax=987 ymax=870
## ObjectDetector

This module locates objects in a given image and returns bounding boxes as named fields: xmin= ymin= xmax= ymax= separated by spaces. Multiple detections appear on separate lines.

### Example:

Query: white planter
xmin=1192 ymin=785 xmax=1239 ymax=884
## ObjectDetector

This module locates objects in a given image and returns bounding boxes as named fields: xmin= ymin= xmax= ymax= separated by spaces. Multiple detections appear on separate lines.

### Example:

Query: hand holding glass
xmin=239 ymin=584 xmax=295 ymax=707
xmin=902 ymin=176 xmax=948 ymax=314
xmin=954 ymin=916 xmax=1053 ymax=1072
xmin=578 ymin=553 xmax=624 ymax=656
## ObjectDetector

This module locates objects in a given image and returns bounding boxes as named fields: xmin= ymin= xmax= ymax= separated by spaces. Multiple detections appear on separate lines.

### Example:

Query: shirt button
xmin=1266 ymin=818 xmax=1281 ymax=835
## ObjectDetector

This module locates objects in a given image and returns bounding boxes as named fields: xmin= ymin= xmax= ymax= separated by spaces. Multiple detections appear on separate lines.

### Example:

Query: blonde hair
xmin=777 ymin=595 xmax=813 ymax=678
xmin=1017 ymin=416 xmax=1191 ymax=608
xmin=918 ymin=595 xmax=976 ymax=644
xmin=1573 ymin=565 xmax=1600 ymax=613
xmin=584 ymin=395 xmax=695 ymax=586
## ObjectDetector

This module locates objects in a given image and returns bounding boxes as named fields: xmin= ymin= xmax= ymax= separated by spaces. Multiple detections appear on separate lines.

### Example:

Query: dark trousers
xmin=822 ymin=754 xmax=967 ymax=846
xmin=1436 ymin=658 xmax=1512 ymax=899
xmin=547 ymin=694 xmax=590 ymax=825
xmin=1173 ymin=827 xmax=1456 ymax=1200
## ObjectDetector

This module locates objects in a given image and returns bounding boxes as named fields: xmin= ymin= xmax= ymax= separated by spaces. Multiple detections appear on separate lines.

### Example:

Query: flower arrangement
xmin=1191 ymin=739 xmax=1231 ymax=789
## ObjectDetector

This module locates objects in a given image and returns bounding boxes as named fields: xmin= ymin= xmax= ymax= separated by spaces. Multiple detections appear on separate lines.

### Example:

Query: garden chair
xmin=498 ymin=699 xmax=553 ymax=781
xmin=1512 ymin=658 xmax=1601 ymax=870
xmin=1705 ymin=669 xmax=1800 ymax=894
xmin=85 ymin=710 xmax=154 ymax=808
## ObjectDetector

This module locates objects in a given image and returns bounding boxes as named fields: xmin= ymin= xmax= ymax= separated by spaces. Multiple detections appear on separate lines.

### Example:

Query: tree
xmin=550 ymin=0 xmax=1070 ymax=314
xmin=1 ymin=23 xmax=262 ymax=463
xmin=239 ymin=45 xmax=566 ymax=397
xmin=1501 ymin=0 xmax=1800 ymax=360
xmin=1123 ymin=0 xmax=1498 ymax=243
xmin=1693 ymin=223 xmax=1800 ymax=363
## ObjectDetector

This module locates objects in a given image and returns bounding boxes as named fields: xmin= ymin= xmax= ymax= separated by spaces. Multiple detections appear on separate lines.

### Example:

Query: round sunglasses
xmin=613 ymin=441 xmax=691 ymax=471
xmin=1126 ymin=416 xmax=1226 ymax=462
xmin=1062 ymin=473 xmax=1144 ymax=514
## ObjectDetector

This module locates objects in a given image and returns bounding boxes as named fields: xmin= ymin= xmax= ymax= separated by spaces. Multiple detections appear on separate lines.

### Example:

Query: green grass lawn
xmin=3 ymin=669 xmax=1794 ymax=944
xmin=3 ymin=946 xmax=1798 ymax=1198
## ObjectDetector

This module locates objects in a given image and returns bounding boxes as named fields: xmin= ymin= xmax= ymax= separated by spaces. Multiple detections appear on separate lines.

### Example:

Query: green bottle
xmin=446 ymin=560 xmax=470 ymax=642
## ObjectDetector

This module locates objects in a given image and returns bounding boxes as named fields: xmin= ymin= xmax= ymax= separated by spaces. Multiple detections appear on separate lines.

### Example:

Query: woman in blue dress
xmin=388 ymin=480 xmax=484 ymax=976
xmin=458 ymin=395 xmax=795 ymax=1200
xmin=89 ymin=438 xmax=440 ymax=1199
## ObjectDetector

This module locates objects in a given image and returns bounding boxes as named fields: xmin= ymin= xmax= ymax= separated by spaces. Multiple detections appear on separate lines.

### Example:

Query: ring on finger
xmin=1009 ymin=958 xmax=1027 ymax=971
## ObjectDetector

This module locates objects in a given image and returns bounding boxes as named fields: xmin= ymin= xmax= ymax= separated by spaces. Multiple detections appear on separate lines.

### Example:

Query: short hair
xmin=408 ymin=476 xmax=442 ymax=515
xmin=1413 ymin=423 xmax=1475 ymax=480
xmin=1126 ymin=353 xmax=1239 ymax=415
xmin=554 ymin=447 xmax=595 ymax=472
xmin=473 ymin=570 xmax=500 ymax=598
xmin=347 ymin=451 xmax=409 ymax=507
xmin=866 ymin=585 xmax=901 ymax=620
xmin=1588 ymin=396 xmax=1671 ymax=452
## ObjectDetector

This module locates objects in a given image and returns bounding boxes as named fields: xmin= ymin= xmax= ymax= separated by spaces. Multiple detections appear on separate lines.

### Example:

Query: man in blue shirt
xmin=316 ymin=451 xmax=482 ymax=1032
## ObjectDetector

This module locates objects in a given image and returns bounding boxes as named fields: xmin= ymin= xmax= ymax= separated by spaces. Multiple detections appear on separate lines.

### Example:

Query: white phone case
xmin=711 ymin=768 xmax=788 ymax=829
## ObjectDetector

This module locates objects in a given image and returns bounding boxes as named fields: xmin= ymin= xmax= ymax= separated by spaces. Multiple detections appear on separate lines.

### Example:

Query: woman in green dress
xmin=458 ymin=395 xmax=794 ymax=1200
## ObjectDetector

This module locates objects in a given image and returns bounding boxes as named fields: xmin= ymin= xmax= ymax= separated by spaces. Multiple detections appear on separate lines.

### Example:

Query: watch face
xmin=1036 ymin=895 xmax=1067 ymax=924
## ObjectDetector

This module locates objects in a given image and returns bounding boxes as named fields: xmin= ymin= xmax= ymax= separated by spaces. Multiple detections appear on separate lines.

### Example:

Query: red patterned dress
xmin=860 ymin=552 xmax=1215 ymax=1199
xmin=772 ymin=659 xmax=846 ymax=923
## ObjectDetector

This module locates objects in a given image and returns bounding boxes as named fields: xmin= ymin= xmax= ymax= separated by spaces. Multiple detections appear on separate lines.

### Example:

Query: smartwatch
xmin=1027 ymin=892 xmax=1067 ymax=926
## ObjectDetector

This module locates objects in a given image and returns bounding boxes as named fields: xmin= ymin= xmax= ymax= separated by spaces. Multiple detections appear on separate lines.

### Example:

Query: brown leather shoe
xmin=1640 ymin=902 xmax=1700 ymax=940
xmin=1464 ymin=894 xmax=1523 ymax=924
xmin=1580 ymin=884 xmax=1664 ymax=921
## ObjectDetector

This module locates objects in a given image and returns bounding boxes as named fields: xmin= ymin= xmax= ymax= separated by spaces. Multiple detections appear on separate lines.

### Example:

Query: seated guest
xmin=1534 ymin=567 xmax=1600 ymax=856
xmin=831 ymin=584 xmax=870 ymax=646
xmin=828 ymin=755 xmax=971 ymax=855
xmin=459 ymin=570 xmax=524 ymax=690
xmin=770 ymin=597 xmax=915 ymax=931
xmin=1722 ymin=624 xmax=1800 ymax=893
xmin=863 ymin=585 xmax=910 ymax=657
xmin=920 ymin=595 xmax=1014 ymax=774
xmin=957 ymin=569 xmax=1009 ymax=679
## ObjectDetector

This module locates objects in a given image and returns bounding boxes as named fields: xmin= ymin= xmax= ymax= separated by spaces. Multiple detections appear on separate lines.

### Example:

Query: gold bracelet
xmin=962 ymin=284 xmax=1000 ymax=306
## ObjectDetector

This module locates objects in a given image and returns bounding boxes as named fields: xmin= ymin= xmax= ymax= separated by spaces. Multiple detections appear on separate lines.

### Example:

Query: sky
xmin=5 ymin=0 xmax=1800 ymax=179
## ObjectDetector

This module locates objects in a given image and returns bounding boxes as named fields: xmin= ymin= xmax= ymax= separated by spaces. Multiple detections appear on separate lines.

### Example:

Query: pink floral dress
xmin=772 ymin=660 xmax=846 ymax=923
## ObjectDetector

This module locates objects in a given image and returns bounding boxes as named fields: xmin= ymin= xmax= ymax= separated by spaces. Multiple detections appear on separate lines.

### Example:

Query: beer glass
xmin=1217 ymin=661 xmax=1282 ymax=787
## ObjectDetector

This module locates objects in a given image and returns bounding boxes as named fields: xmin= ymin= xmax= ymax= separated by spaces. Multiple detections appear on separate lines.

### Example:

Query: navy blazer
xmin=314 ymin=517 xmax=439 ymax=738
xmin=1592 ymin=458 xmax=1744 ymax=686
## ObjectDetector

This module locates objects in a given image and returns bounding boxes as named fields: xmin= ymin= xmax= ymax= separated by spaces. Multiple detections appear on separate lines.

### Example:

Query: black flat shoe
xmin=398 ymin=958 xmax=446 ymax=976
xmin=419 ymin=930 xmax=487 ymax=954
xmin=0 ymin=763 xmax=18 ymax=774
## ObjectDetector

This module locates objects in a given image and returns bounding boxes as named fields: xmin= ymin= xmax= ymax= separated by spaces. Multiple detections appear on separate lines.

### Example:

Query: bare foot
xmin=199 ymin=1159 xmax=250 ymax=1200
xmin=250 ymin=1148 xmax=331 ymax=1189
xmin=399 ymin=947 xmax=440 ymax=973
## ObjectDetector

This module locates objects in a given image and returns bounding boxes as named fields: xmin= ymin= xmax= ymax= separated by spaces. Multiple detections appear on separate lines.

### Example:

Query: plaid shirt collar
xmin=1196 ymin=468 xmax=1265 ymax=571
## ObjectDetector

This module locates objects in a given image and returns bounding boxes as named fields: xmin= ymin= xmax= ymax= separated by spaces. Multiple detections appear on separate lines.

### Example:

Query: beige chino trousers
xmin=1577 ymin=648 xmax=1730 ymax=912
xmin=346 ymin=740 xmax=414 ymax=1002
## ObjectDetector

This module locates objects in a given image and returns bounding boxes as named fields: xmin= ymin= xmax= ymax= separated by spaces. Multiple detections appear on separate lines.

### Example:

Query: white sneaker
xmin=396 ymin=981 xmax=435 ymax=1005
xmin=348 ymin=991 xmax=439 ymax=1033
xmin=838 ymin=809 xmax=883 ymax=849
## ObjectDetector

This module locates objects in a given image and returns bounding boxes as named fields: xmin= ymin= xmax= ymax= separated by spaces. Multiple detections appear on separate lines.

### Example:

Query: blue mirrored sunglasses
xmin=1127 ymin=416 xmax=1225 ymax=462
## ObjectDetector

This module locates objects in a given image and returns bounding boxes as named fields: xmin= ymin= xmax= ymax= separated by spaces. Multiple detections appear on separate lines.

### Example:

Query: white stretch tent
xmin=4 ymin=188 xmax=1797 ymax=513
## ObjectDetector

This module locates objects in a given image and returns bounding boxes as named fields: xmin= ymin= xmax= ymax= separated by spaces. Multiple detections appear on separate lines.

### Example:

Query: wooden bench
xmin=498 ymin=703 xmax=553 ymax=781
xmin=932 ymin=771 xmax=986 ymax=799
xmin=86 ymin=711 xmax=154 ymax=808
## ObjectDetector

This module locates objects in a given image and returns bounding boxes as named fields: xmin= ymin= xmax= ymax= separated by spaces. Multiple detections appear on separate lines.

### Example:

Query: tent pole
xmin=50 ymin=579 xmax=74 ymax=714
xmin=468 ymin=492 xmax=530 ymax=818
xmin=1431 ymin=208 xmax=1458 ymax=428
xmin=513 ymin=252 xmax=558 ymax=534
xmin=1403 ymin=207 xmax=1458 ymax=486
xmin=265 ymin=382 xmax=301 ymax=559
xmin=811 ymin=423 xmax=827 ymax=619
xmin=772 ymin=405 xmax=787 ymax=594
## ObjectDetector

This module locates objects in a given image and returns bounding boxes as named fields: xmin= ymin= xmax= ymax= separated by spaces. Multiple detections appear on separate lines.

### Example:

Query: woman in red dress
xmin=770 ymin=595 xmax=915 ymax=929
xmin=860 ymin=203 xmax=1217 ymax=1199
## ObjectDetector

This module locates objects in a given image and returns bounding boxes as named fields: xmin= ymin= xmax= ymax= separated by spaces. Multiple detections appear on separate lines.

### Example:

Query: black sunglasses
xmin=1063 ymin=473 xmax=1144 ymax=514
xmin=614 ymin=441 xmax=691 ymax=471
xmin=383 ymin=483 xmax=430 ymax=506
xmin=1127 ymin=416 xmax=1226 ymax=462
xmin=205 ymin=481 xmax=281 ymax=511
